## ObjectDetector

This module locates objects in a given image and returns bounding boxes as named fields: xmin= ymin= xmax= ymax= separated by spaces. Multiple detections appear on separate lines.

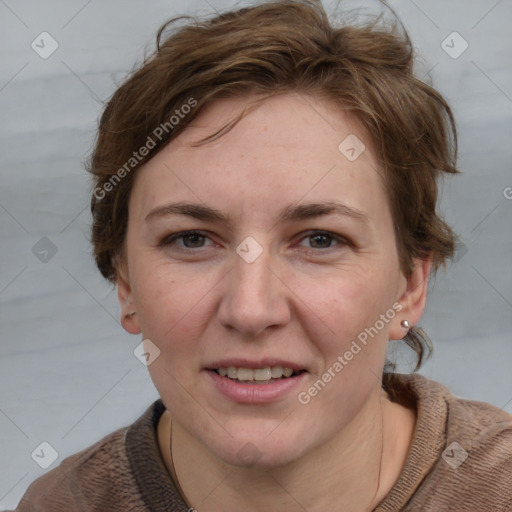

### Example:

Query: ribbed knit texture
xmin=11 ymin=373 xmax=512 ymax=511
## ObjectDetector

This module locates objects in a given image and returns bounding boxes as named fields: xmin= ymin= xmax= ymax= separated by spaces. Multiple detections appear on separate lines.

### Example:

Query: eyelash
xmin=161 ymin=230 xmax=349 ymax=253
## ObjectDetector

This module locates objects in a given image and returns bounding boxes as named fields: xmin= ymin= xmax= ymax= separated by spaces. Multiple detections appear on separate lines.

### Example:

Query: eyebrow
xmin=145 ymin=200 xmax=368 ymax=225
xmin=278 ymin=201 xmax=368 ymax=224
xmin=145 ymin=202 xmax=229 ymax=223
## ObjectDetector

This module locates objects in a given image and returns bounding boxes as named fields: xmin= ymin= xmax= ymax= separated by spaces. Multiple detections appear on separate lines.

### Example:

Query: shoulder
xmin=411 ymin=375 xmax=512 ymax=510
xmin=443 ymin=392 xmax=512 ymax=481
xmin=389 ymin=372 xmax=512 ymax=449
xmin=378 ymin=373 xmax=512 ymax=511
xmin=12 ymin=403 xmax=162 ymax=512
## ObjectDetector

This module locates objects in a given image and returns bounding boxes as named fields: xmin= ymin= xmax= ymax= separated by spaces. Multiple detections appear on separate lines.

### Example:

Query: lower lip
xmin=206 ymin=370 xmax=307 ymax=404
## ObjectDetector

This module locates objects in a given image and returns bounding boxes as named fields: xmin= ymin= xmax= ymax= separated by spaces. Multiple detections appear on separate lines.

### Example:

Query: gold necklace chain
xmin=169 ymin=419 xmax=193 ymax=507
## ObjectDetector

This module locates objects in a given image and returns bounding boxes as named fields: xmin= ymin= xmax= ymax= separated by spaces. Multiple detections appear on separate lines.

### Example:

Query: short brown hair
xmin=87 ymin=0 xmax=459 ymax=372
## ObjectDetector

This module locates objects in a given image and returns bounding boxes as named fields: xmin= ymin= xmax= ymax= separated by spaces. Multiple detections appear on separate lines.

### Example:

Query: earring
xmin=401 ymin=320 xmax=410 ymax=329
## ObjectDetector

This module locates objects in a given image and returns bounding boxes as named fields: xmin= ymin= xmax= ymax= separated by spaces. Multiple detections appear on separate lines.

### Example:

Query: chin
xmin=207 ymin=427 xmax=312 ymax=470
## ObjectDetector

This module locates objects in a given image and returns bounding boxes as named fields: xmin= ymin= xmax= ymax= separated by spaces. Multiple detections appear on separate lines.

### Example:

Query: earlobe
xmin=389 ymin=257 xmax=431 ymax=340
xmin=117 ymin=265 xmax=142 ymax=335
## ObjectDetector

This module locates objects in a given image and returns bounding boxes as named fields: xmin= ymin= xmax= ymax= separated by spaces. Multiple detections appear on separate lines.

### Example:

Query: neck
xmin=158 ymin=389 xmax=415 ymax=512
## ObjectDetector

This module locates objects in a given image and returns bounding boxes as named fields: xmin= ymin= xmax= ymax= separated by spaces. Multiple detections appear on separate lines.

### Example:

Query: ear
xmin=117 ymin=261 xmax=142 ymax=335
xmin=389 ymin=257 xmax=431 ymax=340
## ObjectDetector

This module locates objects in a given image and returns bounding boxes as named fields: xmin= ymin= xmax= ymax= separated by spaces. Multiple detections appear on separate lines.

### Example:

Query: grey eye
xmin=181 ymin=233 xmax=207 ymax=248
xmin=308 ymin=233 xmax=334 ymax=249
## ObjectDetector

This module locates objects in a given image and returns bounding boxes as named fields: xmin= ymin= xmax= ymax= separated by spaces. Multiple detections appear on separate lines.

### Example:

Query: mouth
xmin=205 ymin=363 xmax=308 ymax=403
xmin=211 ymin=366 xmax=306 ymax=384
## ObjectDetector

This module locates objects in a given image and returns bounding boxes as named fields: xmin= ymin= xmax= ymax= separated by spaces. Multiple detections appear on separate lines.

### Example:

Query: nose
xmin=217 ymin=246 xmax=291 ymax=338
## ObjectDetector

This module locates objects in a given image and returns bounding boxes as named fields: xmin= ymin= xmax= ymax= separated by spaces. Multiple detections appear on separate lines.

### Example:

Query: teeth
xmin=254 ymin=367 xmax=272 ymax=381
xmin=215 ymin=366 xmax=299 ymax=381
xmin=283 ymin=367 xmax=293 ymax=377
xmin=237 ymin=368 xmax=254 ymax=381
xmin=271 ymin=366 xmax=283 ymax=378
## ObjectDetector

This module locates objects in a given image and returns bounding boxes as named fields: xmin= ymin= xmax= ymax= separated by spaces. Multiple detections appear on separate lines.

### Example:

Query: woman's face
xmin=118 ymin=93 xmax=422 ymax=467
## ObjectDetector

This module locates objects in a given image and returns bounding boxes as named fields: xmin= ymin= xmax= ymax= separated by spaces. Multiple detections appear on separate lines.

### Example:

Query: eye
xmin=297 ymin=231 xmax=346 ymax=250
xmin=162 ymin=230 xmax=212 ymax=249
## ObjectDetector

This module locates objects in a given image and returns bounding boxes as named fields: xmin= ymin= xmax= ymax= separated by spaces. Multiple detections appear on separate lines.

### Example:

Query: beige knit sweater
xmin=11 ymin=374 xmax=512 ymax=511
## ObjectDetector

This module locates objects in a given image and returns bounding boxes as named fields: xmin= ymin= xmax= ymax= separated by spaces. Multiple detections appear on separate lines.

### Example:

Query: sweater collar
xmin=126 ymin=399 xmax=190 ymax=512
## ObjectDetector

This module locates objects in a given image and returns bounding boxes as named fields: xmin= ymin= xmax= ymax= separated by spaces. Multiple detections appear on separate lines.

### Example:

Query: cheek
xmin=296 ymin=264 xmax=396 ymax=343
xmin=292 ymin=263 xmax=397 ymax=407
xmin=294 ymin=274 xmax=393 ymax=413
xmin=131 ymin=266 xmax=218 ymax=411
xmin=130 ymin=264 xmax=217 ymax=365
xmin=133 ymin=260 xmax=207 ymax=325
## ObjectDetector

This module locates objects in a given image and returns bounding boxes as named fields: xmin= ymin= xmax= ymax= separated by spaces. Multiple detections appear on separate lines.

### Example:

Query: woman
xmin=12 ymin=1 xmax=511 ymax=511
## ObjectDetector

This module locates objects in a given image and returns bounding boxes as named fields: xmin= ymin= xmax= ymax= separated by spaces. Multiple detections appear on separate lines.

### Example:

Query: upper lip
xmin=205 ymin=359 xmax=307 ymax=371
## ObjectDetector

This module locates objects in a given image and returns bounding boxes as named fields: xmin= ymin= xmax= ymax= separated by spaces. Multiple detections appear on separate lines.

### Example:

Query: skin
xmin=118 ymin=93 xmax=430 ymax=511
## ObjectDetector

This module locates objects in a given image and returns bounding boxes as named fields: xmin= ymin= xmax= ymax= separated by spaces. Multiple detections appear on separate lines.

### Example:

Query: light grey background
xmin=1 ymin=0 xmax=511 ymax=509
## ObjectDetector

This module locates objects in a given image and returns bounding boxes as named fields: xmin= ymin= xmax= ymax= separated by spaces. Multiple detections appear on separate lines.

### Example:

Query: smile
xmin=214 ymin=366 xmax=303 ymax=383
xmin=205 ymin=364 xmax=308 ymax=403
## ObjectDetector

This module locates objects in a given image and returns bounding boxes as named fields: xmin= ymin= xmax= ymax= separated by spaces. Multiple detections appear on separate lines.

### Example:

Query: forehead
xmin=175 ymin=93 xmax=373 ymax=163
xmin=130 ymin=93 xmax=387 ymax=222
